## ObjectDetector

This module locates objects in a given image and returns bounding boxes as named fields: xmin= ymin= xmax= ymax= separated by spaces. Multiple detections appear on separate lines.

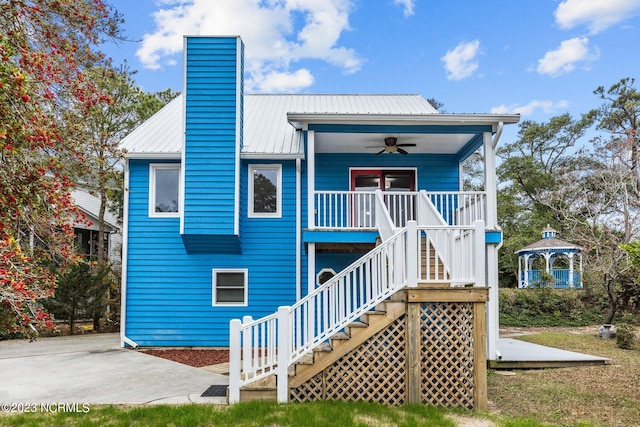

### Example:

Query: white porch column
xmin=579 ymin=253 xmax=584 ymax=287
xmin=543 ymin=253 xmax=552 ymax=273
xmin=306 ymin=129 xmax=316 ymax=293
xmin=568 ymin=253 xmax=575 ymax=287
xmin=517 ymin=255 xmax=522 ymax=288
xmin=524 ymin=254 xmax=532 ymax=288
xmin=483 ymin=131 xmax=499 ymax=361
xmin=483 ymin=131 xmax=498 ymax=230
xmin=307 ymin=129 xmax=315 ymax=230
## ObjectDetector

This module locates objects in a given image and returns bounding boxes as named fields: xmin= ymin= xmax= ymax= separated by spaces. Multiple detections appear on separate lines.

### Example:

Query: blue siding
xmin=182 ymin=37 xmax=243 ymax=243
xmin=125 ymin=159 xmax=299 ymax=346
xmin=315 ymin=153 xmax=460 ymax=191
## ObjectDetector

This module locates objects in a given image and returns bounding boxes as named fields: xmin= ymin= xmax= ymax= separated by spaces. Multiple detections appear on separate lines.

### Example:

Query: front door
xmin=350 ymin=170 xmax=416 ymax=227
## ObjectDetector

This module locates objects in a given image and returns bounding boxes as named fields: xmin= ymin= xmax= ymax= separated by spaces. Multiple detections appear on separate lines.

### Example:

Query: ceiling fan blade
xmin=397 ymin=147 xmax=409 ymax=155
xmin=376 ymin=149 xmax=385 ymax=155
xmin=397 ymin=143 xmax=417 ymax=147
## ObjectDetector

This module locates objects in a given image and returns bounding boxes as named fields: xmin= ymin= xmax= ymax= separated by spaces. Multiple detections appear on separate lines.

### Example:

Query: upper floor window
xmin=249 ymin=164 xmax=281 ymax=218
xmin=149 ymin=164 xmax=180 ymax=217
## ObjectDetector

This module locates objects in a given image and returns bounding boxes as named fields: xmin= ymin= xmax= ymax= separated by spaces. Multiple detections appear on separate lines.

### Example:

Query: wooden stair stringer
xmin=289 ymin=300 xmax=406 ymax=388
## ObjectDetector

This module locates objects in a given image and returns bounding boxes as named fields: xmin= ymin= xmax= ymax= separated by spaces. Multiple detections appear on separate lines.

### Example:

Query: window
xmin=249 ymin=164 xmax=281 ymax=218
xmin=149 ymin=164 xmax=180 ymax=217
xmin=212 ymin=269 xmax=248 ymax=306
xmin=317 ymin=268 xmax=336 ymax=285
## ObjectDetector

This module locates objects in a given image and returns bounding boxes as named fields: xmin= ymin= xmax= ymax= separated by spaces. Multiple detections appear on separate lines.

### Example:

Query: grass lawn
xmin=1 ymin=327 xmax=637 ymax=426
xmin=0 ymin=400 xmax=468 ymax=427
xmin=487 ymin=326 xmax=640 ymax=426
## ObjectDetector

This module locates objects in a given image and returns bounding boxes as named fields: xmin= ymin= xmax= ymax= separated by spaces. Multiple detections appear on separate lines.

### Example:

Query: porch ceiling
xmin=314 ymin=132 xmax=474 ymax=154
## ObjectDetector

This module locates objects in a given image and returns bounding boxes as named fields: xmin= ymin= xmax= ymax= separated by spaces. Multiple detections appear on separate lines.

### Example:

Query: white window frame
xmin=248 ymin=164 xmax=282 ymax=218
xmin=212 ymin=269 xmax=248 ymax=306
xmin=149 ymin=163 xmax=181 ymax=218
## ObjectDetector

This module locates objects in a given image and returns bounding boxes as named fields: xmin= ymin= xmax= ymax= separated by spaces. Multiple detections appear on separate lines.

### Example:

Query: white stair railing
xmin=229 ymin=223 xmax=418 ymax=403
xmin=417 ymin=222 xmax=484 ymax=286
xmin=228 ymin=219 xmax=486 ymax=403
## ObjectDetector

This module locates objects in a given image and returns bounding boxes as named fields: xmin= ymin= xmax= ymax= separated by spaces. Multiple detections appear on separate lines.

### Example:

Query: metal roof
xmin=119 ymin=94 xmax=521 ymax=158
xmin=72 ymin=188 xmax=119 ymax=231
xmin=120 ymin=94 xmax=183 ymax=158
xmin=516 ymin=237 xmax=583 ymax=254
xmin=121 ymin=94 xmax=441 ymax=158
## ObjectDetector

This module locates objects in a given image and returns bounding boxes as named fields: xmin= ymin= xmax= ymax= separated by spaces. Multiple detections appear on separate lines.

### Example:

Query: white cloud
xmin=441 ymin=40 xmax=481 ymax=81
xmin=491 ymin=100 xmax=569 ymax=116
xmin=536 ymin=37 xmax=599 ymax=77
xmin=251 ymin=69 xmax=314 ymax=93
xmin=555 ymin=0 xmax=640 ymax=34
xmin=136 ymin=0 xmax=362 ymax=93
xmin=393 ymin=0 xmax=415 ymax=17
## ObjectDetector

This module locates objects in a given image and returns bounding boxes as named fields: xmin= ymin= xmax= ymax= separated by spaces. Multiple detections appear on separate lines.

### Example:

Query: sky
xmin=103 ymin=0 xmax=640 ymax=144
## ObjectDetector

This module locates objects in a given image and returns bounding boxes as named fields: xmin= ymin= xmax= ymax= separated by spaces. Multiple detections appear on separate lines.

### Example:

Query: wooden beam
xmin=406 ymin=303 xmax=421 ymax=403
xmin=472 ymin=302 xmax=487 ymax=411
xmin=405 ymin=287 xmax=489 ymax=303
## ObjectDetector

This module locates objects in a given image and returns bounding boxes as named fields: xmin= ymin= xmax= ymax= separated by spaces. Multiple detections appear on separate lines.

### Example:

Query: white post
xmin=229 ymin=319 xmax=242 ymax=404
xmin=474 ymin=220 xmax=486 ymax=288
xmin=579 ymin=253 xmax=583 ymax=287
xmin=483 ymin=132 xmax=498 ymax=230
xmin=242 ymin=315 xmax=253 ymax=374
xmin=276 ymin=306 xmax=290 ymax=403
xmin=307 ymin=130 xmax=315 ymax=230
xmin=517 ymin=255 xmax=522 ymax=288
xmin=568 ymin=253 xmax=575 ymax=287
xmin=406 ymin=221 xmax=418 ymax=288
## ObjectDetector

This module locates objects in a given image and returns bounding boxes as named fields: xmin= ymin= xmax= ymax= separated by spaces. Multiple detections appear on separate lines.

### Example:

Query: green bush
xmin=499 ymin=288 xmax=603 ymax=327
xmin=616 ymin=324 xmax=637 ymax=349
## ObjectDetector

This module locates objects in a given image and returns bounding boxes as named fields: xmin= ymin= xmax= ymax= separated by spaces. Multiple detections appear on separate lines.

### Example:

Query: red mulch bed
xmin=142 ymin=349 xmax=230 ymax=367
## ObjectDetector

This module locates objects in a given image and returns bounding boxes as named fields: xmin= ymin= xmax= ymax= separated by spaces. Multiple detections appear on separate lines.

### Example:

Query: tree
xmin=496 ymin=113 xmax=595 ymax=286
xmin=593 ymin=78 xmax=640 ymax=189
xmin=0 ymin=1 xmax=123 ymax=337
xmin=620 ymin=241 xmax=640 ymax=312
xmin=66 ymin=64 xmax=178 ymax=331
xmin=540 ymin=135 xmax=640 ymax=323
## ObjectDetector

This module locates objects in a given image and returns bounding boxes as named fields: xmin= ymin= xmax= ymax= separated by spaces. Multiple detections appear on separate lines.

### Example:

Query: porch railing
xmin=229 ymin=220 xmax=485 ymax=403
xmin=314 ymin=191 xmax=485 ymax=229
xmin=520 ymin=269 xmax=582 ymax=288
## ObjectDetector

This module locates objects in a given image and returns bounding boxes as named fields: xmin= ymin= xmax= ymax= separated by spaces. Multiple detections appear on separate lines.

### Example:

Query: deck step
xmin=313 ymin=342 xmax=332 ymax=353
xmin=239 ymin=387 xmax=277 ymax=402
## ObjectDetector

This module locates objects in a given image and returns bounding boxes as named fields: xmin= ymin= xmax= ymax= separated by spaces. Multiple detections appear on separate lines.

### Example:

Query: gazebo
xmin=516 ymin=225 xmax=583 ymax=288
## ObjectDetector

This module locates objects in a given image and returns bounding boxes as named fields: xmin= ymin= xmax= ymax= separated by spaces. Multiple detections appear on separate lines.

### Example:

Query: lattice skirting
xmin=289 ymin=301 xmax=476 ymax=408
xmin=420 ymin=302 xmax=475 ymax=408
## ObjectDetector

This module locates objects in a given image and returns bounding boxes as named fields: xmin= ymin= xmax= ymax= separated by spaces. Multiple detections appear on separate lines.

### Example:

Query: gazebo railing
xmin=520 ymin=269 xmax=582 ymax=288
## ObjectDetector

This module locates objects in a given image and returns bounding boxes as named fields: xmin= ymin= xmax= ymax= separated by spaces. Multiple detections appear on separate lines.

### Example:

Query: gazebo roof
xmin=516 ymin=237 xmax=583 ymax=254
xmin=515 ymin=225 xmax=583 ymax=254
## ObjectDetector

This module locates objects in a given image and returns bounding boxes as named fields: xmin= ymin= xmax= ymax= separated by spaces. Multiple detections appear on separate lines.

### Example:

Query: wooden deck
xmin=489 ymin=338 xmax=610 ymax=369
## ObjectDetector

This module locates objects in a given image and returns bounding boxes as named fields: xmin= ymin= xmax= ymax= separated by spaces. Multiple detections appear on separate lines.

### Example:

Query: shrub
xmin=616 ymin=324 xmax=637 ymax=350
xmin=499 ymin=288 xmax=603 ymax=327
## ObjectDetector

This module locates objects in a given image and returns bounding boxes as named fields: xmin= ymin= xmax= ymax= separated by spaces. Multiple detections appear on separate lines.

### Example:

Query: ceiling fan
xmin=369 ymin=137 xmax=416 ymax=155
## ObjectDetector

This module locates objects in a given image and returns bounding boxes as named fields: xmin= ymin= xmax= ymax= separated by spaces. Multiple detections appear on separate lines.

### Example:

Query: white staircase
xmin=228 ymin=217 xmax=486 ymax=403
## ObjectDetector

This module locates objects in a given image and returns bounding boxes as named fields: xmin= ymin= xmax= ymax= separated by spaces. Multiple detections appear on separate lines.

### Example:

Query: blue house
xmin=120 ymin=37 xmax=519 ymax=404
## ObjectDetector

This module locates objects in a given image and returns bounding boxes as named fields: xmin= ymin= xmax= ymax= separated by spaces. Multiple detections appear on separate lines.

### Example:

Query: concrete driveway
xmin=0 ymin=333 xmax=229 ymax=405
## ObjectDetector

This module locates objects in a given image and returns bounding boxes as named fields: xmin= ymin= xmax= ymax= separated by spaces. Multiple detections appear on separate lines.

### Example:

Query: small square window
xmin=149 ymin=164 xmax=180 ymax=217
xmin=249 ymin=164 xmax=281 ymax=218
xmin=213 ymin=269 xmax=247 ymax=306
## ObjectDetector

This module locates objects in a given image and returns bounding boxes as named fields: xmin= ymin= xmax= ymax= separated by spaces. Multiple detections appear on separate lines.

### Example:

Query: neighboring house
xmin=516 ymin=225 xmax=583 ymax=288
xmin=119 ymin=35 xmax=520 ymax=378
xmin=72 ymin=187 xmax=121 ymax=263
